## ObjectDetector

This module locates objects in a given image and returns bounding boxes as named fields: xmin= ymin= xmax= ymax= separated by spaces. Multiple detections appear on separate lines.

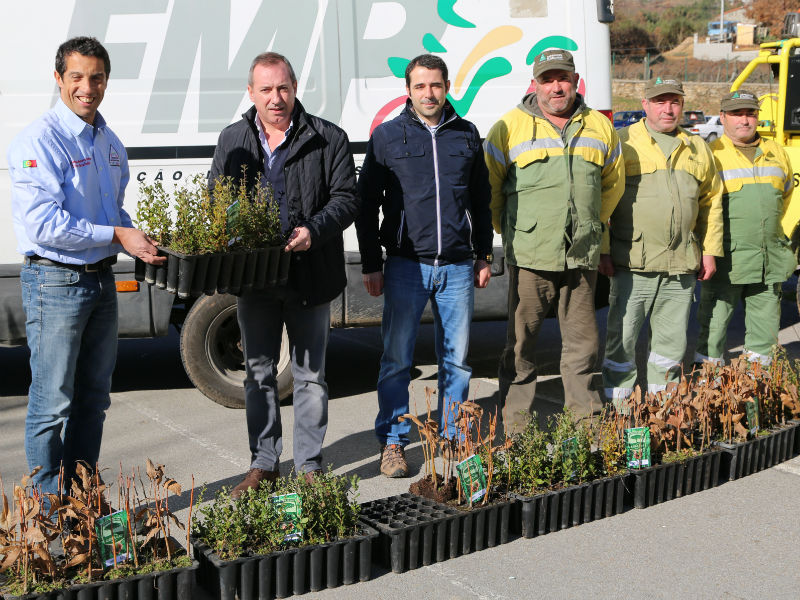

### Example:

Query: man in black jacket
xmin=356 ymin=54 xmax=493 ymax=478
xmin=209 ymin=52 xmax=359 ymax=498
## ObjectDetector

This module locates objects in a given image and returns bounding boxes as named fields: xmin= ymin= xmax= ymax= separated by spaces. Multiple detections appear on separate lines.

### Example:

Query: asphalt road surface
xmin=2 ymin=283 xmax=800 ymax=599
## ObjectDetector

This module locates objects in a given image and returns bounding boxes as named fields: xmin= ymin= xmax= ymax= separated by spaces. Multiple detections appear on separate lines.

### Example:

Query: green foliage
xmin=136 ymin=170 xmax=282 ymax=255
xmin=612 ymin=0 xmax=722 ymax=51
xmin=499 ymin=414 xmax=551 ymax=495
xmin=549 ymin=410 xmax=594 ymax=485
xmin=192 ymin=468 xmax=361 ymax=561
xmin=135 ymin=181 xmax=171 ymax=246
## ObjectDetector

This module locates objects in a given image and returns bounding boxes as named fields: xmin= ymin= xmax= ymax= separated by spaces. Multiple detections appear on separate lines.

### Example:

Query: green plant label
xmin=456 ymin=454 xmax=487 ymax=503
xmin=625 ymin=427 xmax=651 ymax=469
xmin=271 ymin=493 xmax=303 ymax=543
xmin=95 ymin=509 xmax=133 ymax=568
xmin=226 ymin=200 xmax=241 ymax=246
xmin=745 ymin=400 xmax=760 ymax=435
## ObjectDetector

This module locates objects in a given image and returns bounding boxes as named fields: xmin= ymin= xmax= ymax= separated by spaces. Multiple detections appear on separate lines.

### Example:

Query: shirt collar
xmin=254 ymin=113 xmax=293 ymax=148
xmin=54 ymin=97 xmax=105 ymax=137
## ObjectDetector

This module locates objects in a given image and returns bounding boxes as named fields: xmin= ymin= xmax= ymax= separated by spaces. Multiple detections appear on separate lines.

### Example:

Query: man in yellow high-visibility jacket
xmin=484 ymin=49 xmax=624 ymax=428
xmin=695 ymin=90 xmax=796 ymax=366
xmin=601 ymin=77 xmax=723 ymax=403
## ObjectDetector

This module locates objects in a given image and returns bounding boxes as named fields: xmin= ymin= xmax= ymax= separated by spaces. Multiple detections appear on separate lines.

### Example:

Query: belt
xmin=24 ymin=254 xmax=117 ymax=273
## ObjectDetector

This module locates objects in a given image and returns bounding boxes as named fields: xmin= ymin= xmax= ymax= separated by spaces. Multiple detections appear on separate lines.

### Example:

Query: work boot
xmin=230 ymin=468 xmax=279 ymax=500
xmin=380 ymin=444 xmax=409 ymax=478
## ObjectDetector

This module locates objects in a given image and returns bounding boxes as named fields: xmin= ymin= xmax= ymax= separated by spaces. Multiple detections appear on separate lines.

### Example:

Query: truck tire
xmin=179 ymin=294 xmax=293 ymax=408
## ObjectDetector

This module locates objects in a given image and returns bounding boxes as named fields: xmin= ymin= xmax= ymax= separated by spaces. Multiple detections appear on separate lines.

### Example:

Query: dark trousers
xmin=498 ymin=266 xmax=602 ymax=430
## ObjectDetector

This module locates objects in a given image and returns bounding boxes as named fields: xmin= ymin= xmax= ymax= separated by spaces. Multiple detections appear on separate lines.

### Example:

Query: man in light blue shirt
xmin=7 ymin=36 xmax=164 ymax=495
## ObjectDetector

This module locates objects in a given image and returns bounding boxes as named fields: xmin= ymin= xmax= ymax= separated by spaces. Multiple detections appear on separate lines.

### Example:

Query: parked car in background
xmin=613 ymin=110 xmax=644 ymax=128
xmin=681 ymin=110 xmax=706 ymax=128
xmin=687 ymin=115 xmax=724 ymax=142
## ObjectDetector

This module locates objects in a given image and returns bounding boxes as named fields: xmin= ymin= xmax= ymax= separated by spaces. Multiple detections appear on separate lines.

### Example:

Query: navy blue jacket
xmin=355 ymin=100 xmax=492 ymax=273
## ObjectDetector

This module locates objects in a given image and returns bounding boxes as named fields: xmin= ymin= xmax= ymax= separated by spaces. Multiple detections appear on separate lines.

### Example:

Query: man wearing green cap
xmin=601 ymin=77 xmax=723 ymax=402
xmin=484 ymin=49 xmax=625 ymax=428
xmin=695 ymin=90 xmax=795 ymax=366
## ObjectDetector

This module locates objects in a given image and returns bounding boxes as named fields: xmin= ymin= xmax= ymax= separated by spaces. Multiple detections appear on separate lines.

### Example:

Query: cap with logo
xmin=644 ymin=77 xmax=685 ymax=99
xmin=532 ymin=49 xmax=575 ymax=78
xmin=721 ymin=90 xmax=759 ymax=112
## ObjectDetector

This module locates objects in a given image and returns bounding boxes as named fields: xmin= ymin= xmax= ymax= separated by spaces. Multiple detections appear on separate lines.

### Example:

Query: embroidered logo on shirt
xmin=22 ymin=160 xmax=37 ymax=168
xmin=72 ymin=157 xmax=92 ymax=168
xmin=109 ymin=145 xmax=121 ymax=167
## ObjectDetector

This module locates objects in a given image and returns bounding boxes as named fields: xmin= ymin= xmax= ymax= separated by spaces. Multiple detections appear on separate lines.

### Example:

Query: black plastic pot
xmin=189 ymin=254 xmax=210 ymax=298
xmin=358 ymin=493 xmax=463 ymax=574
xmin=165 ymin=251 xmax=180 ymax=294
xmin=134 ymin=257 xmax=147 ymax=282
xmin=192 ymin=524 xmax=378 ymax=600
xmin=715 ymin=421 xmax=800 ymax=481
xmin=631 ymin=449 xmax=723 ymax=509
xmin=203 ymin=254 xmax=223 ymax=296
xmin=252 ymin=248 xmax=271 ymax=290
xmin=510 ymin=472 xmax=632 ymax=539
xmin=227 ymin=252 xmax=248 ymax=296
xmin=457 ymin=498 xmax=515 ymax=554
xmin=5 ymin=560 xmax=197 ymax=600
xmin=238 ymin=251 xmax=259 ymax=295
xmin=277 ymin=251 xmax=291 ymax=286
xmin=266 ymin=247 xmax=281 ymax=286
xmin=216 ymin=253 xmax=235 ymax=294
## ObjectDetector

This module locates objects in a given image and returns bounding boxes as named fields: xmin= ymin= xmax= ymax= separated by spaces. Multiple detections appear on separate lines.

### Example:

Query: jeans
xmin=376 ymin=256 xmax=474 ymax=447
xmin=21 ymin=263 xmax=118 ymax=495
xmin=237 ymin=286 xmax=330 ymax=473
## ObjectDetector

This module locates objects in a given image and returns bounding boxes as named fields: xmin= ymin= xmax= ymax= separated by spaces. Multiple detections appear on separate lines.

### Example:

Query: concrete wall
xmin=613 ymin=80 xmax=775 ymax=113
xmin=694 ymin=42 xmax=758 ymax=61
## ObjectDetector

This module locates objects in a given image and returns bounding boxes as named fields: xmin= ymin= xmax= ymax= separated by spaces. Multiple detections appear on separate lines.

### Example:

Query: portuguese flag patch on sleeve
xmin=23 ymin=160 xmax=37 ymax=168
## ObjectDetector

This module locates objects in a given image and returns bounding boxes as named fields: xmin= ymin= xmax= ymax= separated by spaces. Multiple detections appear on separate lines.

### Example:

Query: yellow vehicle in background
xmin=731 ymin=35 xmax=800 ymax=306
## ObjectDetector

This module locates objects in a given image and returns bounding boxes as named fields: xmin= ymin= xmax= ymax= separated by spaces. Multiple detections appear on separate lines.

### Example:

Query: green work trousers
xmin=498 ymin=266 xmax=602 ymax=431
xmin=695 ymin=279 xmax=781 ymax=365
xmin=602 ymin=271 xmax=695 ymax=403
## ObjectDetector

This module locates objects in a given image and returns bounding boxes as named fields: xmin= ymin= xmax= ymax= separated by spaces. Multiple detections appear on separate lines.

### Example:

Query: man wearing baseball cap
xmin=601 ymin=77 xmax=723 ymax=403
xmin=695 ymin=90 xmax=795 ymax=366
xmin=484 ymin=49 xmax=624 ymax=428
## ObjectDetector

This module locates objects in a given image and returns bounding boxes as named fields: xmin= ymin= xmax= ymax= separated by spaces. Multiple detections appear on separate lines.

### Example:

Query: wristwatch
xmin=478 ymin=253 xmax=493 ymax=264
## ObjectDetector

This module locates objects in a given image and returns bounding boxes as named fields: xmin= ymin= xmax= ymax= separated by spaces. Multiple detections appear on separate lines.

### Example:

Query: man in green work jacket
xmin=695 ymin=90 xmax=795 ymax=366
xmin=484 ymin=49 xmax=625 ymax=428
xmin=601 ymin=77 xmax=724 ymax=403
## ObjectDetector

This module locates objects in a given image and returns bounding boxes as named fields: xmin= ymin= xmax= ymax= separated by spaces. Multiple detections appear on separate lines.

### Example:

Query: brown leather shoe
xmin=230 ymin=468 xmax=279 ymax=500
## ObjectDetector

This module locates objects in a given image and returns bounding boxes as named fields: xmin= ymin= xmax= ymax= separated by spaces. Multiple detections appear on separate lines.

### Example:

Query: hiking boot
xmin=380 ymin=444 xmax=409 ymax=478
xmin=230 ymin=468 xmax=279 ymax=500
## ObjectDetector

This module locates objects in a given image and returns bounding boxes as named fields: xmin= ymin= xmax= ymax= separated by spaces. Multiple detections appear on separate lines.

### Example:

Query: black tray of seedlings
xmin=191 ymin=524 xmax=378 ymax=600
xmin=3 ymin=560 xmax=198 ymax=600
xmin=510 ymin=472 xmax=632 ymax=539
xmin=135 ymin=246 xmax=290 ymax=298
xmin=714 ymin=420 xmax=800 ymax=481
xmin=358 ymin=494 xmax=462 ymax=574
xmin=630 ymin=449 xmax=723 ymax=509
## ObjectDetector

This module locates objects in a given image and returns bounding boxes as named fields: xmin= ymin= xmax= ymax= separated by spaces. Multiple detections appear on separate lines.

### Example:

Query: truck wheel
xmin=179 ymin=294 xmax=293 ymax=408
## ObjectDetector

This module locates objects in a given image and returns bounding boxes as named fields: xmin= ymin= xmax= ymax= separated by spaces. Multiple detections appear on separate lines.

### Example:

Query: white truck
xmin=0 ymin=0 xmax=615 ymax=407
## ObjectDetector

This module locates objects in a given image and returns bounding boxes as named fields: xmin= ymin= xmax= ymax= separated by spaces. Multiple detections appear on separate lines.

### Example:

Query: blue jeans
xmin=376 ymin=256 xmax=474 ymax=446
xmin=237 ymin=286 xmax=330 ymax=473
xmin=21 ymin=263 xmax=118 ymax=495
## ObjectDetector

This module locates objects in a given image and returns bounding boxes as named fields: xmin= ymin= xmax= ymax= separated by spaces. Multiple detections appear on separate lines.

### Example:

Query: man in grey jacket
xmin=209 ymin=52 xmax=359 ymax=498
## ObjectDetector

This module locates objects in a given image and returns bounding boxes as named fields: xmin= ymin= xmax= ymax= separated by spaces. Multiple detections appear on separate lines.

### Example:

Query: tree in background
xmin=747 ymin=0 xmax=800 ymax=38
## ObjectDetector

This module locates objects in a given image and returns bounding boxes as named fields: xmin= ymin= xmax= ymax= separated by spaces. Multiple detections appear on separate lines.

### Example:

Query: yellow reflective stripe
xmin=508 ymin=137 xmax=562 ymax=162
xmin=483 ymin=139 xmax=506 ymax=166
